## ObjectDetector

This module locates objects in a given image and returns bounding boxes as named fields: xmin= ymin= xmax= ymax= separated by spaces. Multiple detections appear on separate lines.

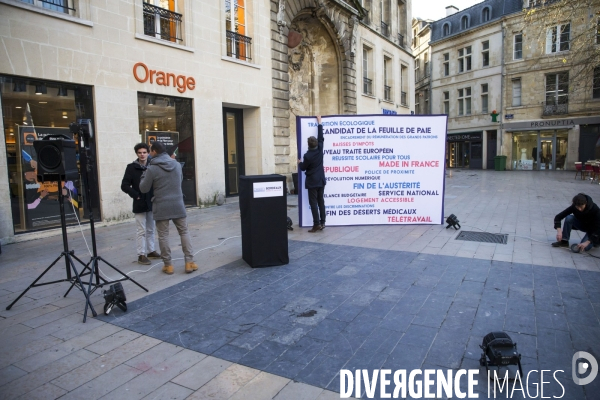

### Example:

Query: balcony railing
xmin=226 ymin=30 xmax=253 ymax=61
xmin=384 ymin=85 xmax=391 ymax=101
xmin=542 ymin=101 xmax=568 ymax=116
xmin=143 ymin=2 xmax=183 ymax=43
xmin=381 ymin=21 xmax=389 ymax=37
xmin=363 ymin=77 xmax=373 ymax=95
xmin=401 ymin=91 xmax=407 ymax=106
xmin=398 ymin=33 xmax=404 ymax=47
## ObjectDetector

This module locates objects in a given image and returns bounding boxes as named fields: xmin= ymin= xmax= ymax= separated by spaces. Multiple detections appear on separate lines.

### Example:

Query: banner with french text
xmin=297 ymin=114 xmax=448 ymax=227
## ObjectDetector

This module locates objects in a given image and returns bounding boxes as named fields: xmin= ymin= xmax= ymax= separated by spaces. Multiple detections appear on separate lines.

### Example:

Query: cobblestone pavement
xmin=0 ymin=170 xmax=599 ymax=399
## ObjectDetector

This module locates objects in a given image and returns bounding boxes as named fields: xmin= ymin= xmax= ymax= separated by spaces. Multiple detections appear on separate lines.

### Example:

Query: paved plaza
xmin=0 ymin=170 xmax=599 ymax=399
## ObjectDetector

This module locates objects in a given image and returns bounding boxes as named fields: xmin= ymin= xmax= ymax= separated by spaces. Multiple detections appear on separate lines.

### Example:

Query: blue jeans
xmin=562 ymin=215 xmax=594 ymax=251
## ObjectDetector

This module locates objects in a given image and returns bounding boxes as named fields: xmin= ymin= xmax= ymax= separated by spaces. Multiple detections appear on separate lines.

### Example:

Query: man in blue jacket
xmin=298 ymin=115 xmax=326 ymax=233
xmin=139 ymin=142 xmax=197 ymax=275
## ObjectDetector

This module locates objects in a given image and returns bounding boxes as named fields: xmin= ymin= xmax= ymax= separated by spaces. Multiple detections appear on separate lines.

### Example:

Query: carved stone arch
xmin=271 ymin=0 xmax=359 ymax=176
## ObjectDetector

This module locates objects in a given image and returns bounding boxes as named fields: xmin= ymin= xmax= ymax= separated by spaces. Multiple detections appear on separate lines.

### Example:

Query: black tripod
xmin=65 ymin=123 xmax=148 ymax=319
xmin=6 ymin=177 xmax=97 ymax=320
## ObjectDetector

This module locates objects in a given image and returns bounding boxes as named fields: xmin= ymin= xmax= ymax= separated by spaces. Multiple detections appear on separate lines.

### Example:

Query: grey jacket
xmin=139 ymin=153 xmax=186 ymax=221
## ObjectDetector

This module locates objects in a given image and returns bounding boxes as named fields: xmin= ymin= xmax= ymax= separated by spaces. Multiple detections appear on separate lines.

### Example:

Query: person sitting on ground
xmin=552 ymin=193 xmax=600 ymax=252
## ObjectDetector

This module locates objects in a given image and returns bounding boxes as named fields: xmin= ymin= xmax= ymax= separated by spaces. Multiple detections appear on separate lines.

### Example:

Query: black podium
xmin=239 ymin=175 xmax=289 ymax=267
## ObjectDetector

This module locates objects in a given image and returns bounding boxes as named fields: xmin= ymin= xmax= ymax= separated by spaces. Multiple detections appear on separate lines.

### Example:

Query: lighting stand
xmin=64 ymin=131 xmax=148 ymax=318
xmin=6 ymin=177 xmax=97 ymax=321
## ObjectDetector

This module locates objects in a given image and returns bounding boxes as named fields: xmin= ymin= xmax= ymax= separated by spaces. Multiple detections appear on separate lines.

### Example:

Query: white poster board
xmin=296 ymin=114 xmax=448 ymax=227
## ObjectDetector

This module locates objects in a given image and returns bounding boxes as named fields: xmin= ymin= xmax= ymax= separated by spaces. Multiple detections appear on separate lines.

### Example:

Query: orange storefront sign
xmin=133 ymin=62 xmax=195 ymax=93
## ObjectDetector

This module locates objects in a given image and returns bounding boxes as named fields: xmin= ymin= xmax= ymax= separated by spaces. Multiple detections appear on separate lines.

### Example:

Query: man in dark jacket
xmin=553 ymin=193 xmax=600 ymax=252
xmin=298 ymin=115 xmax=326 ymax=233
xmin=139 ymin=141 xmax=197 ymax=275
xmin=121 ymin=143 xmax=160 ymax=265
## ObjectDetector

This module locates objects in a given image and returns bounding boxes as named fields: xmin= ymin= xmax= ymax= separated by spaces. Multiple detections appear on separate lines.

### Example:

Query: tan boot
xmin=162 ymin=264 xmax=174 ymax=275
xmin=185 ymin=262 xmax=198 ymax=273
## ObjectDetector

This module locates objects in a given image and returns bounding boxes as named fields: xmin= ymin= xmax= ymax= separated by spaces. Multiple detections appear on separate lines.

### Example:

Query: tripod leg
xmin=98 ymin=257 xmax=149 ymax=292
xmin=64 ymin=254 xmax=91 ymax=297
xmin=83 ymin=257 xmax=97 ymax=321
xmin=6 ymin=254 xmax=63 ymax=310
xmin=66 ymin=254 xmax=97 ymax=321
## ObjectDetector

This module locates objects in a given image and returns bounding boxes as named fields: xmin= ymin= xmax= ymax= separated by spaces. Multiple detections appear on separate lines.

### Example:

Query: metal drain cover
xmin=455 ymin=231 xmax=508 ymax=244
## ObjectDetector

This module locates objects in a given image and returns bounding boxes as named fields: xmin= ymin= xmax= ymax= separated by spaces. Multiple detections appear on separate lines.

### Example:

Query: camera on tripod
xmin=103 ymin=282 xmax=127 ymax=315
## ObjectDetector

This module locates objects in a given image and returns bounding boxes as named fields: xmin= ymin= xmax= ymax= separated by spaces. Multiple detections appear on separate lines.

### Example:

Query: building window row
xmin=441 ymin=7 xmax=492 ymax=37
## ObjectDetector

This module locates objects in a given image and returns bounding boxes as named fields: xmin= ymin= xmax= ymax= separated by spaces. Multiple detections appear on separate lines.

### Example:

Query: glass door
xmin=538 ymin=132 xmax=555 ymax=170
xmin=222 ymin=108 xmax=245 ymax=196
xmin=556 ymin=131 xmax=568 ymax=170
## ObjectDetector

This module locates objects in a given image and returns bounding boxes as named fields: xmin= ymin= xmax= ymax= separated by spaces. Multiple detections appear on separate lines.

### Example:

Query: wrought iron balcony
xmin=381 ymin=21 xmax=389 ymax=37
xmin=542 ymin=101 xmax=568 ymax=116
xmin=143 ymin=2 xmax=183 ymax=43
xmin=398 ymin=33 xmax=404 ymax=47
xmin=384 ymin=85 xmax=391 ymax=101
xmin=401 ymin=91 xmax=407 ymax=106
xmin=363 ymin=77 xmax=373 ymax=95
xmin=226 ymin=30 xmax=253 ymax=61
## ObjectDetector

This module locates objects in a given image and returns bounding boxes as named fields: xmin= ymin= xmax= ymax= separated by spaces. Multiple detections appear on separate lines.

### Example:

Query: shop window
xmin=512 ymin=79 xmax=521 ymax=106
xmin=512 ymin=132 xmax=537 ymax=170
xmin=514 ymin=33 xmax=523 ymax=60
xmin=143 ymin=0 xmax=183 ymax=44
xmin=458 ymin=46 xmax=471 ymax=73
xmin=482 ymin=41 xmax=489 ymax=67
xmin=137 ymin=93 xmax=196 ymax=205
xmin=443 ymin=91 xmax=449 ymax=115
xmin=546 ymin=23 xmax=570 ymax=54
xmin=226 ymin=0 xmax=252 ymax=61
xmin=481 ymin=83 xmax=488 ymax=114
xmin=593 ymin=67 xmax=600 ymax=99
xmin=1 ymin=76 xmax=97 ymax=233
xmin=443 ymin=53 xmax=449 ymax=76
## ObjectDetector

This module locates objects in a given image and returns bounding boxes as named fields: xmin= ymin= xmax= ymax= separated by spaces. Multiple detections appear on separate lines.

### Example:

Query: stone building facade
xmin=501 ymin=0 xmax=600 ymax=171
xmin=412 ymin=17 xmax=432 ymax=115
xmin=269 ymin=0 xmax=415 ymax=176
xmin=429 ymin=0 xmax=521 ymax=170
xmin=0 ymin=0 xmax=275 ymax=242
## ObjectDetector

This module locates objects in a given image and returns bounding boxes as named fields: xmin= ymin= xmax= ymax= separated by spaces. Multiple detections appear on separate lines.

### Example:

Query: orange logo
xmin=133 ymin=62 xmax=195 ymax=93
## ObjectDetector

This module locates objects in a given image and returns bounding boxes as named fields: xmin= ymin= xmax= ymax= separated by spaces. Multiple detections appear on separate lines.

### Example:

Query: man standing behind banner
xmin=139 ymin=142 xmax=197 ymax=275
xmin=298 ymin=115 xmax=326 ymax=233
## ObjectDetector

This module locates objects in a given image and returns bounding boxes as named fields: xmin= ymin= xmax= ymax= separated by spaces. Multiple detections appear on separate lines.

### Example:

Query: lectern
xmin=239 ymin=175 xmax=289 ymax=267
